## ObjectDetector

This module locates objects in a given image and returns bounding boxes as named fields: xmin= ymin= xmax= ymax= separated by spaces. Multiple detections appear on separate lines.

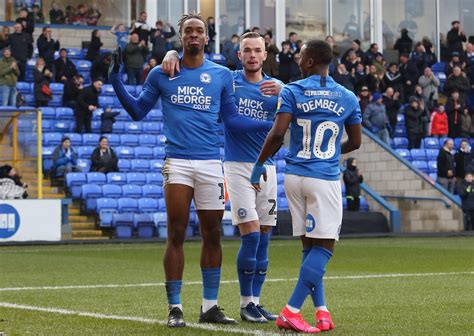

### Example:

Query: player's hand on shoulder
xmin=250 ymin=162 xmax=267 ymax=192
xmin=260 ymin=80 xmax=282 ymax=97
xmin=162 ymin=50 xmax=180 ymax=77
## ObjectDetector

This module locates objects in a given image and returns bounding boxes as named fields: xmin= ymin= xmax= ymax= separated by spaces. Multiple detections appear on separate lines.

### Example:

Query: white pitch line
xmin=0 ymin=302 xmax=270 ymax=335
xmin=0 ymin=271 xmax=473 ymax=292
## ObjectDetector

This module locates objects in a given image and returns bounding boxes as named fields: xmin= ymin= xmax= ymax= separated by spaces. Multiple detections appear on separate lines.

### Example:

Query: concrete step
xmin=71 ymin=236 xmax=110 ymax=241
xmin=71 ymin=223 xmax=96 ymax=230
xmin=71 ymin=230 xmax=105 ymax=238
xmin=42 ymin=193 xmax=65 ymax=199
xmin=69 ymin=215 xmax=92 ymax=222
xmin=69 ymin=208 xmax=81 ymax=215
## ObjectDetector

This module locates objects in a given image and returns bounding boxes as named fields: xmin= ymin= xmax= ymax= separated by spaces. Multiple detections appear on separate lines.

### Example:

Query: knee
xmin=167 ymin=226 xmax=187 ymax=248
xmin=202 ymin=225 xmax=221 ymax=247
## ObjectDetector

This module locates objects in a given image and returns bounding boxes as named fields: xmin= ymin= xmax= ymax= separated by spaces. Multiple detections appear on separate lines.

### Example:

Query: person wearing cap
xmin=404 ymin=96 xmax=424 ymax=149
xmin=363 ymin=92 xmax=390 ymax=144
xmin=447 ymin=20 xmax=466 ymax=56
xmin=75 ymin=77 xmax=104 ymax=133
xmin=445 ymin=66 xmax=470 ymax=105
xmin=445 ymin=51 xmax=466 ymax=77
xmin=399 ymin=53 xmax=419 ymax=103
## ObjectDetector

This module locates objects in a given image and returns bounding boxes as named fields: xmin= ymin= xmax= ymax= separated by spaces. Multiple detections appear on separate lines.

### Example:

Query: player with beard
xmin=109 ymin=13 xmax=272 ymax=328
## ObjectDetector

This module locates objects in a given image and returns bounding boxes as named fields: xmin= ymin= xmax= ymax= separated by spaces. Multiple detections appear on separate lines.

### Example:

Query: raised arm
xmin=108 ymin=48 xmax=159 ymax=121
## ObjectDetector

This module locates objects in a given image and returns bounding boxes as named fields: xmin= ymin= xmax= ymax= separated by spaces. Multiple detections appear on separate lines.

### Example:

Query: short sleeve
xmin=345 ymin=94 xmax=362 ymax=125
xmin=276 ymin=86 xmax=296 ymax=115
xmin=221 ymin=68 xmax=235 ymax=106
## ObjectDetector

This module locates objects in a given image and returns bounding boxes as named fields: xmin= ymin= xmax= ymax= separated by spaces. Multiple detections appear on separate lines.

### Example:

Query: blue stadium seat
xmin=142 ymin=122 xmax=161 ymax=135
xmin=139 ymin=134 xmax=157 ymax=147
xmin=276 ymin=160 xmax=286 ymax=172
xmin=40 ymin=107 xmax=56 ymax=119
xmin=148 ymin=109 xmax=163 ymax=121
xmin=277 ymin=173 xmax=284 ymax=185
xmin=53 ymin=120 xmax=70 ymax=132
xmin=50 ymin=83 xmax=64 ymax=94
xmin=138 ymin=198 xmax=158 ymax=213
xmin=277 ymin=184 xmax=285 ymax=197
xmin=394 ymin=125 xmax=407 ymax=137
xmin=360 ymin=196 xmax=369 ymax=211
xmin=113 ymin=121 xmax=125 ymax=133
xmin=341 ymin=183 xmax=346 ymax=196
xmin=127 ymin=172 xmax=147 ymax=185
xmin=96 ymin=198 xmax=118 ymax=227
xmin=149 ymin=160 xmax=163 ymax=172
xmin=131 ymin=159 xmax=150 ymax=172
xmin=76 ymin=59 xmax=92 ymax=70
xmin=439 ymin=137 xmax=452 ymax=147
xmin=16 ymin=82 xmax=31 ymax=93
xmin=122 ymin=184 xmax=143 ymax=198
xmin=23 ymin=94 xmax=35 ymax=105
xmin=42 ymin=146 xmax=54 ymax=160
xmin=124 ymin=122 xmax=142 ymax=134
xmin=278 ymin=197 xmax=288 ymax=210
xmin=153 ymin=212 xmax=167 ymax=227
xmin=395 ymin=148 xmax=411 ymax=160
xmin=91 ymin=121 xmax=101 ymax=132
xmin=134 ymin=213 xmax=155 ymax=238
xmin=107 ymin=172 xmax=128 ymax=185
xmin=393 ymin=137 xmax=408 ymax=149
xmin=41 ymin=120 xmax=52 ymax=132
xmin=77 ymin=159 xmax=90 ymax=172
xmin=153 ymin=146 xmax=165 ymax=159
xmin=116 ymin=146 xmax=135 ymax=159
xmin=49 ymin=94 xmax=63 ymax=107
xmin=135 ymin=146 xmax=154 ymax=159
xmin=82 ymin=133 xmax=100 ymax=146
xmin=431 ymin=62 xmax=446 ymax=73
xmin=112 ymin=96 xmax=122 ymax=108
xmin=117 ymin=159 xmax=131 ymax=172
xmin=426 ymin=149 xmax=439 ymax=160
xmin=67 ymin=48 xmax=82 ymax=59
xmin=428 ymin=160 xmax=437 ymax=173
xmin=102 ymin=84 xmax=115 ymax=95
xmin=104 ymin=134 xmax=120 ymax=146
xmin=64 ymin=133 xmax=82 ymax=145
xmin=87 ymin=172 xmax=107 ymax=185
xmin=118 ymin=198 xmax=139 ymax=213
xmin=102 ymin=184 xmax=122 ymax=198
xmin=158 ymin=198 xmax=166 ymax=210
xmin=146 ymin=172 xmax=163 ymax=185
xmin=81 ymin=184 xmax=103 ymax=211
xmin=410 ymin=149 xmax=426 ymax=161
xmin=115 ymin=108 xmax=130 ymax=121
xmin=43 ymin=132 xmax=62 ymax=146
xmin=142 ymin=185 xmax=163 ymax=198
xmin=411 ymin=160 xmax=429 ymax=173
xmin=423 ymin=137 xmax=440 ymax=149
xmin=396 ymin=113 xmax=405 ymax=123
xmin=66 ymin=172 xmax=87 ymax=199
xmin=99 ymin=96 xmax=114 ymax=108
xmin=112 ymin=213 xmax=134 ymax=238
xmin=157 ymin=134 xmax=166 ymax=145
xmin=120 ymin=134 xmax=139 ymax=146
xmin=77 ymin=146 xmax=95 ymax=159
xmin=429 ymin=173 xmax=437 ymax=181
xmin=56 ymin=107 xmax=74 ymax=120
xmin=210 ymin=53 xmax=226 ymax=65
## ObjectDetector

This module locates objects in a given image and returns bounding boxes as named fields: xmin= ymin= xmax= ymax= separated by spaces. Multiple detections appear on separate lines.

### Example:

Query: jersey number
xmin=268 ymin=199 xmax=276 ymax=215
xmin=296 ymin=120 xmax=339 ymax=159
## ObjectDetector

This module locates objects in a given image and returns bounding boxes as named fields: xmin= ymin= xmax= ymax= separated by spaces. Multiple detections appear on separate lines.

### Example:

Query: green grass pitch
xmin=0 ymin=237 xmax=473 ymax=335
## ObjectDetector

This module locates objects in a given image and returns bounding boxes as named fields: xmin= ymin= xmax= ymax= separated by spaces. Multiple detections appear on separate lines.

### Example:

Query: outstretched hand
xmin=161 ymin=51 xmax=180 ymax=77
xmin=109 ymin=47 xmax=123 ymax=79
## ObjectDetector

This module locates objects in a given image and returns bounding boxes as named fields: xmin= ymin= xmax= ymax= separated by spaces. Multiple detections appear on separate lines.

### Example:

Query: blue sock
xmin=236 ymin=232 xmax=260 ymax=298
xmin=253 ymin=232 xmax=270 ymax=302
xmin=288 ymin=246 xmax=332 ymax=310
xmin=201 ymin=268 xmax=221 ymax=300
xmin=302 ymin=248 xmax=325 ymax=308
xmin=165 ymin=280 xmax=182 ymax=305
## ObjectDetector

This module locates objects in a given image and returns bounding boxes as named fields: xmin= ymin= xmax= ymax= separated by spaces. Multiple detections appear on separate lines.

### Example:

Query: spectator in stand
xmin=0 ymin=47 xmax=20 ymax=107
xmin=325 ymin=35 xmax=340 ymax=75
xmin=52 ymin=136 xmax=81 ymax=179
xmin=445 ymin=66 xmax=470 ymax=104
xmin=383 ymin=87 xmax=401 ymax=136
xmin=32 ymin=5 xmax=45 ymax=23
xmin=342 ymin=14 xmax=360 ymax=40
xmin=366 ymin=64 xmax=383 ymax=93
xmin=430 ymin=105 xmax=448 ymax=138
xmin=33 ymin=57 xmax=53 ymax=107
xmin=219 ymin=14 xmax=232 ymax=43
xmin=37 ymin=26 xmax=60 ymax=74
xmin=418 ymin=97 xmax=431 ymax=137
xmin=6 ymin=23 xmax=33 ymax=82
xmin=464 ymin=43 xmax=474 ymax=65
xmin=76 ymin=77 xmax=103 ymax=133
xmin=446 ymin=90 xmax=465 ymax=138
xmin=87 ymin=4 xmax=102 ymax=26
xmin=206 ymin=17 xmax=216 ymax=53
xmin=49 ymin=2 xmax=65 ymax=24
xmin=91 ymin=53 xmax=111 ymax=84
xmin=418 ymin=67 xmax=440 ymax=110
xmin=410 ymin=42 xmax=431 ymax=74
xmin=459 ymin=107 xmax=472 ymax=138
xmin=288 ymin=32 xmax=299 ymax=53
xmin=455 ymin=139 xmax=473 ymax=190
xmin=343 ymin=157 xmax=364 ymax=211
xmin=75 ymin=4 xmax=88 ymax=25
xmin=0 ymin=165 xmax=28 ymax=199
xmin=85 ymin=30 xmax=103 ymax=62
xmin=364 ymin=43 xmax=382 ymax=66
xmin=437 ymin=138 xmax=455 ymax=193
xmin=278 ymin=41 xmax=293 ymax=84
xmin=353 ymin=62 xmax=368 ymax=92
xmin=399 ymin=53 xmax=419 ymax=102
xmin=150 ymin=21 xmax=176 ymax=65
xmin=373 ymin=53 xmax=386 ymax=77
xmin=64 ymin=5 xmax=76 ymax=25
xmin=222 ymin=34 xmax=240 ymax=70
xmin=445 ymin=52 xmax=466 ymax=76
xmin=333 ymin=63 xmax=355 ymax=92
xmin=342 ymin=50 xmax=359 ymax=73
xmin=15 ymin=7 xmax=34 ymax=38
xmin=0 ymin=26 xmax=9 ymax=50
xmin=384 ymin=62 xmax=404 ymax=99
xmin=55 ymin=48 xmax=78 ymax=83
xmin=125 ymin=33 xmax=149 ymax=85
xmin=394 ymin=28 xmax=413 ymax=57
xmin=447 ymin=20 xmax=467 ymax=55
xmin=342 ymin=39 xmax=365 ymax=64
xmin=459 ymin=171 xmax=474 ymax=230
xmin=63 ymin=74 xmax=83 ymax=109
xmin=263 ymin=33 xmax=279 ymax=78
xmin=422 ymin=37 xmax=437 ymax=66
xmin=143 ymin=57 xmax=157 ymax=81
xmin=110 ymin=24 xmax=129 ymax=50
xmin=289 ymin=52 xmax=302 ymax=82
xmin=363 ymin=92 xmax=390 ymax=144
xmin=233 ymin=17 xmax=246 ymax=36
xmin=90 ymin=136 xmax=119 ymax=173
xmin=100 ymin=108 xmax=120 ymax=134
xmin=131 ymin=11 xmax=150 ymax=43
xmin=404 ymin=96 xmax=424 ymax=149
xmin=358 ymin=85 xmax=371 ymax=115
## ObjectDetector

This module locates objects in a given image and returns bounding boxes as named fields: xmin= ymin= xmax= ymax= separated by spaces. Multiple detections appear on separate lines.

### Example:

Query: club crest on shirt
xmin=237 ymin=208 xmax=247 ymax=219
xmin=200 ymin=72 xmax=211 ymax=84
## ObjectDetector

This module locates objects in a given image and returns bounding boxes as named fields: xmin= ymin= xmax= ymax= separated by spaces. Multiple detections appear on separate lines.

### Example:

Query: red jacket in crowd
xmin=430 ymin=110 xmax=448 ymax=136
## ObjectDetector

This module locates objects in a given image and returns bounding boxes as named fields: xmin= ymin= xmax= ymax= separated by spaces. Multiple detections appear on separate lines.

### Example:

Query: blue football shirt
xmin=116 ymin=32 xmax=128 ymax=50
xmin=224 ymin=70 xmax=282 ymax=164
xmin=140 ymin=59 xmax=235 ymax=160
xmin=277 ymin=75 xmax=361 ymax=180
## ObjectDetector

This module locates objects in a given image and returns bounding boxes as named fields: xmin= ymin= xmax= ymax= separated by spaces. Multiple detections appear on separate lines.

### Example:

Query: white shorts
xmin=162 ymin=158 xmax=225 ymax=210
xmin=285 ymin=174 xmax=342 ymax=240
xmin=224 ymin=162 xmax=277 ymax=226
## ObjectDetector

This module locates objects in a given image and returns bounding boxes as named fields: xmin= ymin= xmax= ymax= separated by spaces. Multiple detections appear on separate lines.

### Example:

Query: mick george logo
xmin=0 ymin=204 xmax=21 ymax=239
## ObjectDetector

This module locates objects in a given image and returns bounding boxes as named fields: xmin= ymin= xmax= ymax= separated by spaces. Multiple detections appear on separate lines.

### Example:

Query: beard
xmin=186 ymin=44 xmax=202 ymax=56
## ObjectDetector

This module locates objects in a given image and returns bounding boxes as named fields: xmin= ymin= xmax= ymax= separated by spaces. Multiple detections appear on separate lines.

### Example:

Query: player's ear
xmin=204 ymin=35 xmax=209 ymax=46
xmin=307 ymin=57 xmax=314 ymax=68
xmin=237 ymin=50 xmax=242 ymax=61
xmin=263 ymin=50 xmax=268 ymax=61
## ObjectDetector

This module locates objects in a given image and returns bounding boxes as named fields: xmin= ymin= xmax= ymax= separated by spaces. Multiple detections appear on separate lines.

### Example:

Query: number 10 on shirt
xmin=296 ymin=120 xmax=340 ymax=160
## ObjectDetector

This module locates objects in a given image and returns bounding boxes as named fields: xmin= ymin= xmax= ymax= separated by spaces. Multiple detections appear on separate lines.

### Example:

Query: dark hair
xmin=93 ymin=77 xmax=104 ymax=83
xmin=156 ymin=20 xmax=163 ymax=26
xmin=443 ymin=139 xmax=452 ymax=146
xmin=240 ymin=32 xmax=263 ymax=43
xmin=42 ymin=26 xmax=51 ymax=33
xmin=99 ymin=136 xmax=108 ymax=142
xmin=140 ymin=11 xmax=147 ymax=16
xmin=304 ymin=40 xmax=333 ymax=65
xmin=178 ymin=12 xmax=207 ymax=36
xmin=91 ymin=29 xmax=99 ymax=39
xmin=289 ymin=32 xmax=297 ymax=38
xmin=61 ymin=136 xmax=70 ymax=144
xmin=59 ymin=48 xmax=67 ymax=53
xmin=370 ymin=43 xmax=377 ymax=49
